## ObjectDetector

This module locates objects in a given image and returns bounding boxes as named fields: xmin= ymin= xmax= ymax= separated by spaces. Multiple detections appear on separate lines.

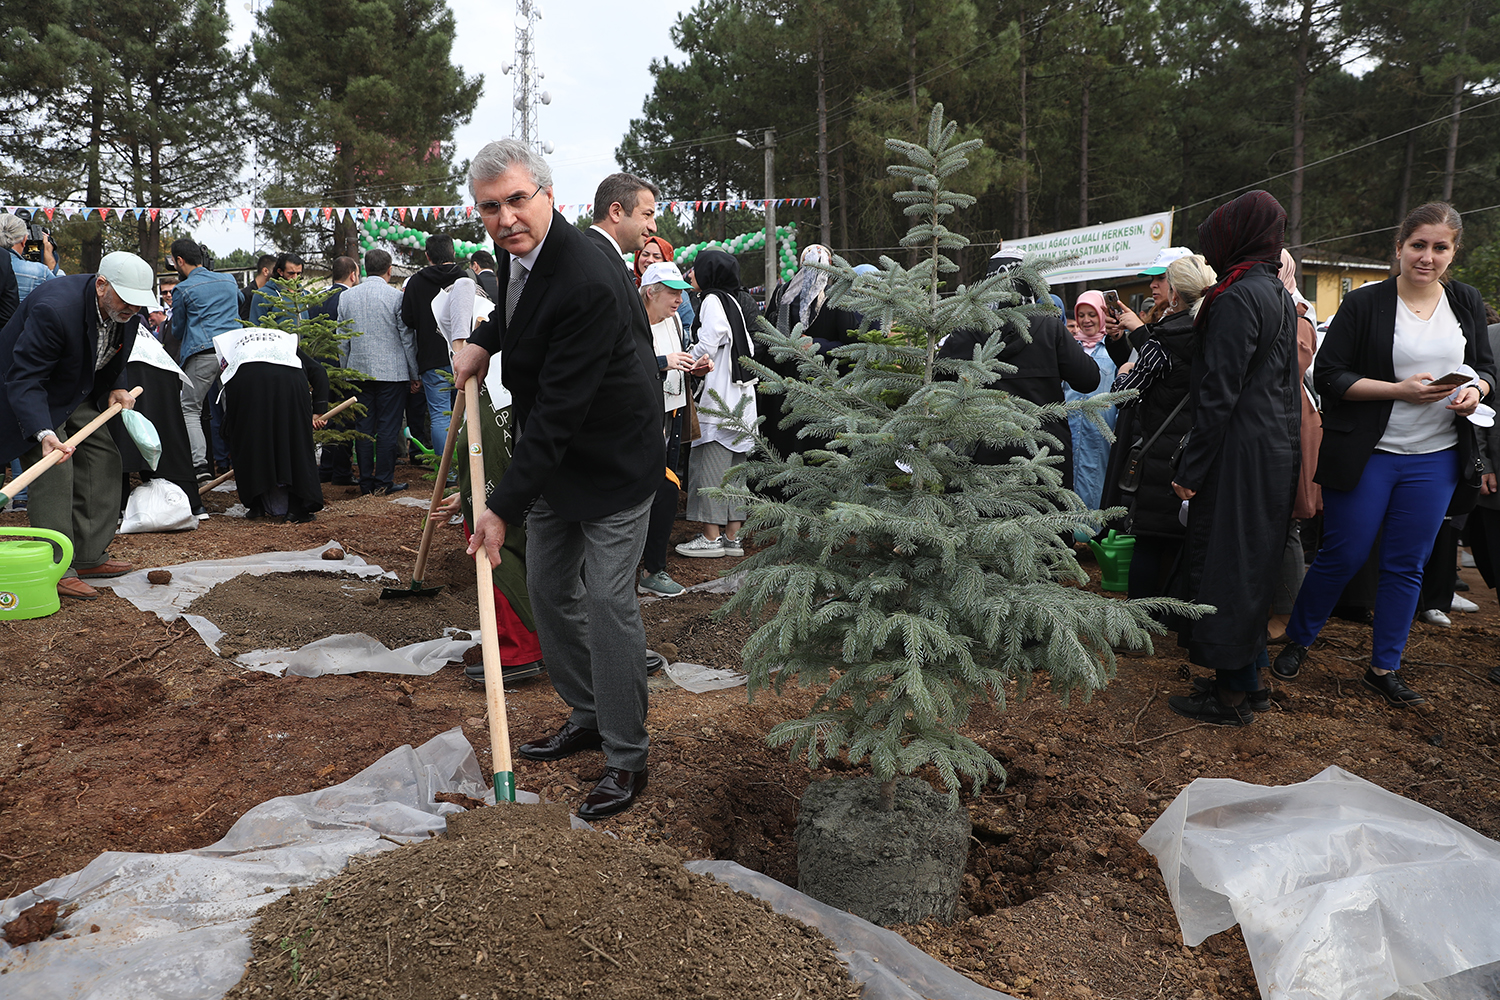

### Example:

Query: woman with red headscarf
xmin=632 ymin=236 xmax=673 ymax=287
xmin=1167 ymin=190 xmax=1302 ymax=727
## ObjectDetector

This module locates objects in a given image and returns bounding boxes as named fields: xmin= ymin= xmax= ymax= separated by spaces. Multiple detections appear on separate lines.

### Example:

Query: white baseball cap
xmin=641 ymin=261 xmax=692 ymax=290
xmin=1138 ymin=247 xmax=1193 ymax=276
xmin=97 ymin=251 xmax=161 ymax=310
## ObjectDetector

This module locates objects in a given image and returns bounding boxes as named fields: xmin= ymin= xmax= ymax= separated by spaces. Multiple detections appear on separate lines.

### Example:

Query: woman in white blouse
xmin=1273 ymin=202 xmax=1496 ymax=707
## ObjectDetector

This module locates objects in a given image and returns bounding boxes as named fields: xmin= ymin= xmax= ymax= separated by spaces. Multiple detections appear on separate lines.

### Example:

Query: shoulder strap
xmin=1135 ymin=392 xmax=1191 ymax=458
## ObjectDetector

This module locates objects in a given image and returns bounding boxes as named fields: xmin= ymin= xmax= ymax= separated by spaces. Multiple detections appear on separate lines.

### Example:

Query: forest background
xmin=4 ymin=0 xmax=1500 ymax=293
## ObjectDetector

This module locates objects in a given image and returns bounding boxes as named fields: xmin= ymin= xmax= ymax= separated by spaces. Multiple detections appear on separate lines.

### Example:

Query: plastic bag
xmin=120 ymin=409 xmax=161 ymax=470
xmin=1138 ymin=765 xmax=1500 ymax=1000
xmin=119 ymin=479 xmax=196 ymax=534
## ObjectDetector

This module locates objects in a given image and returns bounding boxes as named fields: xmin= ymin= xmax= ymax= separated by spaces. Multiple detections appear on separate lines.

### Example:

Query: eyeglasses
xmin=476 ymin=185 xmax=545 ymax=217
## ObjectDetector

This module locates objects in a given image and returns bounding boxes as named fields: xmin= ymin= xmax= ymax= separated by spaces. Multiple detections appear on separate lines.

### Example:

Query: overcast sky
xmin=198 ymin=0 xmax=695 ymax=255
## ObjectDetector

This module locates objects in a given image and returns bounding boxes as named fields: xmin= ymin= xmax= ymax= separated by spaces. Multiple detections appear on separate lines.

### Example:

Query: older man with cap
xmin=0 ymin=252 xmax=156 ymax=600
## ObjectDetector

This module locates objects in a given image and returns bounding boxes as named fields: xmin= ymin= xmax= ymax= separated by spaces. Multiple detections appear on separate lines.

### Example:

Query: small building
xmin=1298 ymin=252 xmax=1391 ymax=321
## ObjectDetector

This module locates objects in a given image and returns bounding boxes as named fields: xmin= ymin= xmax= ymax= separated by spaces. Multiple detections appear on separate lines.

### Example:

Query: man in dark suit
xmin=469 ymin=249 xmax=500 ymax=302
xmin=454 ymin=140 xmax=664 ymax=821
xmin=584 ymin=173 xmax=659 ymax=275
xmin=0 ymin=253 xmax=155 ymax=600
xmin=311 ymin=255 xmax=361 ymax=484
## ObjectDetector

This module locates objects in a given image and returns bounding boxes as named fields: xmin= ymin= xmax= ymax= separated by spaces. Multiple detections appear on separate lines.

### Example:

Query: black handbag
xmin=1118 ymin=394 xmax=1189 ymax=495
xmin=1448 ymin=418 xmax=1485 ymax=516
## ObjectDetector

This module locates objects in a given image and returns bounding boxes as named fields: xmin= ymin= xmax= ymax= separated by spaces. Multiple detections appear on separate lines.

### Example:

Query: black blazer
xmin=1314 ymin=277 xmax=1497 ymax=491
xmin=475 ymin=268 xmax=500 ymax=303
xmin=469 ymin=211 xmax=663 ymax=524
xmin=0 ymin=273 xmax=135 ymax=464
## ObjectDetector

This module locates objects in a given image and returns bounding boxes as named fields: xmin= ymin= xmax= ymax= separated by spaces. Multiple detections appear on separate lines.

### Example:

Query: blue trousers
xmin=1287 ymin=449 xmax=1458 ymax=671
xmin=421 ymin=368 xmax=454 ymax=456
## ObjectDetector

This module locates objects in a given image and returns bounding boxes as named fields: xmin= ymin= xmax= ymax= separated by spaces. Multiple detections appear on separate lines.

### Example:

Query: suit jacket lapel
xmin=500 ymin=211 xmax=568 ymax=351
xmin=1374 ymin=277 xmax=1397 ymax=381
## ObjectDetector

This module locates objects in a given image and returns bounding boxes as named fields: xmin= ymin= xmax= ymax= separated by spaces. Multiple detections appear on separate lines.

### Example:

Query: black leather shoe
xmin=1193 ymin=676 xmax=1270 ymax=712
xmin=464 ymin=660 xmax=545 ymax=684
xmin=517 ymin=721 xmax=603 ymax=762
xmin=1168 ymin=688 xmax=1253 ymax=726
xmin=1272 ymin=642 xmax=1308 ymax=681
xmin=380 ymin=482 xmax=409 ymax=494
xmin=1363 ymin=668 xmax=1426 ymax=707
xmin=577 ymin=768 xmax=647 ymax=821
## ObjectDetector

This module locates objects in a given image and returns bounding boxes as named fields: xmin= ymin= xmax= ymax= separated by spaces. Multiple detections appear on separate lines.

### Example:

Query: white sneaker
xmin=1460 ymin=549 xmax=1476 ymax=568
xmin=1450 ymin=593 xmax=1479 ymax=613
xmin=1418 ymin=609 xmax=1452 ymax=627
xmin=675 ymin=534 xmax=725 ymax=558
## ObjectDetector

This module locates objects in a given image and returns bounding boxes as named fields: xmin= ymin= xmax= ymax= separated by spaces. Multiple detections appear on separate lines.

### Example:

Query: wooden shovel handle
xmin=464 ymin=377 xmax=514 ymax=785
xmin=5 ymin=387 xmax=143 ymax=500
xmin=411 ymin=387 xmax=465 ymax=582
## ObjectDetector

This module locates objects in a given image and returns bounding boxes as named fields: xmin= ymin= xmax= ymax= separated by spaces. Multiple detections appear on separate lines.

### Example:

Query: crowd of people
xmin=3 ymin=150 xmax=1499 ymax=816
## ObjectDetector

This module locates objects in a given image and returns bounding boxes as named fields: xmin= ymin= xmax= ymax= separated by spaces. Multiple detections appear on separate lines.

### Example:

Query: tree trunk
xmin=837 ymin=143 xmax=849 ymax=252
xmin=1287 ymin=0 xmax=1312 ymax=262
xmin=1396 ymin=118 xmax=1415 ymax=230
xmin=715 ymin=160 xmax=727 ymax=242
xmin=83 ymin=85 xmax=104 ymax=273
xmin=1442 ymin=9 xmax=1471 ymax=203
xmin=1078 ymin=77 xmax=1090 ymax=228
xmin=817 ymin=30 xmax=831 ymax=248
xmin=1016 ymin=10 xmax=1030 ymax=238
xmin=908 ymin=0 xmax=919 ymax=132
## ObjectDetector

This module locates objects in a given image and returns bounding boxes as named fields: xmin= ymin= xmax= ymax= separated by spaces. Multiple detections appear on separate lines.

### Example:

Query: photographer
xmin=1 ymin=213 xmax=62 ymax=303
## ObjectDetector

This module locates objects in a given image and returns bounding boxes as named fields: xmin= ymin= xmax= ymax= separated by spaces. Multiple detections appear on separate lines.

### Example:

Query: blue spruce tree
xmin=708 ymin=105 xmax=1198 ymax=809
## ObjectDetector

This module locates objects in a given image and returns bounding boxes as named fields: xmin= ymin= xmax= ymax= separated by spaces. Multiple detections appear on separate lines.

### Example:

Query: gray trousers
xmin=181 ymin=350 xmax=219 ymax=469
xmin=525 ymin=493 xmax=653 ymax=771
xmin=24 ymin=397 xmax=122 ymax=577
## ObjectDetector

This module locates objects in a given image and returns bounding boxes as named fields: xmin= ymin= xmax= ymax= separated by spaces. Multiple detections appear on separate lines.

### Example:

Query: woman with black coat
xmin=1166 ymin=191 xmax=1302 ymax=727
xmin=1108 ymin=254 xmax=1217 ymax=598
xmin=1272 ymin=202 xmax=1495 ymax=706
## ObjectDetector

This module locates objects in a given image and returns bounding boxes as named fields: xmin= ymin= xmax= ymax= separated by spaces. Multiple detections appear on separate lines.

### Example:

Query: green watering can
xmin=0 ymin=528 xmax=74 ymax=620
xmin=1087 ymin=529 xmax=1135 ymax=593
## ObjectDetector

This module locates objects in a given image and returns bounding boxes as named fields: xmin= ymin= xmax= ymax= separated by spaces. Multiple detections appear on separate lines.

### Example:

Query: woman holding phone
xmin=1272 ymin=202 xmax=1495 ymax=706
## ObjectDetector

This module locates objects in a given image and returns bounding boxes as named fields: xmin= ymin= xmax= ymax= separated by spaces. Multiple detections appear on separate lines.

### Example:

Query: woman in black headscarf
xmin=1166 ymin=190 xmax=1301 ymax=726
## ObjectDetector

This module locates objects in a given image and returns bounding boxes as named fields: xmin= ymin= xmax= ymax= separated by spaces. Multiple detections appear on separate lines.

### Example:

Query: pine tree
xmin=711 ymin=105 xmax=1197 ymax=808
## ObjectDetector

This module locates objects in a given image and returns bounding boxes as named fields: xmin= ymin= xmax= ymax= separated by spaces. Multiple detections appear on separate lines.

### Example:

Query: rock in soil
xmin=225 ymin=803 xmax=859 ymax=999
xmin=322 ymin=548 xmax=345 ymax=560
xmin=146 ymin=569 xmax=172 ymax=585
xmin=3 ymin=899 xmax=58 ymax=946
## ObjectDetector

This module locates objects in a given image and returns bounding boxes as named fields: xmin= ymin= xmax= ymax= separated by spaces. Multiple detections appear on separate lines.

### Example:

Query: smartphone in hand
xmin=1427 ymin=371 xmax=1470 ymax=387
xmin=1103 ymin=289 xmax=1121 ymax=316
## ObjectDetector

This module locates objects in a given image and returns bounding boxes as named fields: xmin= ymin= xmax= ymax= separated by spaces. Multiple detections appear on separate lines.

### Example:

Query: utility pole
xmin=764 ymin=127 xmax=777 ymax=293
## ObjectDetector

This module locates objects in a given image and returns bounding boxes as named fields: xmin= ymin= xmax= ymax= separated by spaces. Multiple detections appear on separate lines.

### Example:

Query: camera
xmin=13 ymin=209 xmax=53 ymax=265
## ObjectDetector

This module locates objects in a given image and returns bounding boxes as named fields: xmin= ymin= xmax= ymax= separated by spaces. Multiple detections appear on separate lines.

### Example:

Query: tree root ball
xmin=322 ymin=548 xmax=345 ymax=560
xmin=146 ymin=570 xmax=172 ymax=585
xmin=795 ymin=776 xmax=971 ymax=926
xmin=3 ymin=899 xmax=58 ymax=945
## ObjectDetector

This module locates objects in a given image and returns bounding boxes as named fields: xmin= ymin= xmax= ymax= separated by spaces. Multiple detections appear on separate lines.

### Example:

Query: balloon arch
xmin=358 ymin=217 xmax=800 ymax=282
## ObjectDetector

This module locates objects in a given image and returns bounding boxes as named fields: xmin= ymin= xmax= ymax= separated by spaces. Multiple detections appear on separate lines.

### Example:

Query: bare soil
xmin=3 ymin=462 xmax=1499 ymax=1000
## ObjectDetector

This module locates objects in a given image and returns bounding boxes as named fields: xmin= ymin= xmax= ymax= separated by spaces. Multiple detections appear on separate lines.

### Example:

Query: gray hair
xmin=0 ymin=214 xmax=27 ymax=245
xmin=468 ymin=139 xmax=553 ymax=198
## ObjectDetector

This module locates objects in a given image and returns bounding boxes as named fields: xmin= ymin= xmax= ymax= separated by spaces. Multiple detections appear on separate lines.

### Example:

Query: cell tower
xmin=502 ymin=0 xmax=554 ymax=155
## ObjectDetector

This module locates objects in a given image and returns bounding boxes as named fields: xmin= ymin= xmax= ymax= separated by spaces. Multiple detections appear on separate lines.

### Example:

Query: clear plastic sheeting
xmin=664 ymin=660 xmax=750 ymax=692
xmin=235 ymin=629 xmax=481 ymax=677
xmin=1138 ymin=765 xmax=1500 ymax=1000
xmin=688 ymin=860 xmax=1017 ymax=1000
xmin=0 ymin=728 xmax=515 ymax=1000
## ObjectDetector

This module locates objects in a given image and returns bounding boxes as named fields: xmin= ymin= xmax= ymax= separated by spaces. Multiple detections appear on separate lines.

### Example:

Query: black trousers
xmin=354 ymin=380 xmax=408 ymax=490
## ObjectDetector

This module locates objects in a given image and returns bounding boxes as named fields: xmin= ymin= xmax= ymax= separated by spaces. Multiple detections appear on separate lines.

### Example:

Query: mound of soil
xmin=640 ymin=592 xmax=759 ymax=668
xmin=187 ymin=571 xmax=479 ymax=657
xmin=225 ymin=803 xmax=857 ymax=1000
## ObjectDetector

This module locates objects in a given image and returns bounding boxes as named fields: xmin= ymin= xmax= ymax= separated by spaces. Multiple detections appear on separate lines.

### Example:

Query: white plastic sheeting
xmin=0 ymin=730 xmax=1012 ymax=1000
xmin=1139 ymin=765 xmax=1500 ymax=1000
xmin=0 ymin=728 xmax=510 ymax=1000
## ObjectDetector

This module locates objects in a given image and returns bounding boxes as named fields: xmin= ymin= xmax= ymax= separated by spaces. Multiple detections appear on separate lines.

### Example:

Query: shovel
xmin=380 ymin=387 xmax=466 ymax=600
xmin=1 ymin=387 xmax=143 ymax=507
xmin=463 ymin=376 xmax=514 ymax=803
